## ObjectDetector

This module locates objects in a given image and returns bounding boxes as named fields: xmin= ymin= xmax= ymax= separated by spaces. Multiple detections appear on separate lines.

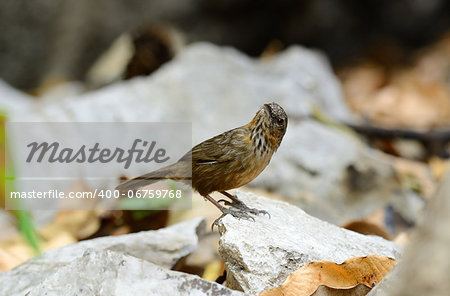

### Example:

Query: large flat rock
xmin=0 ymin=217 xmax=205 ymax=296
xmin=217 ymin=192 xmax=401 ymax=295
xmin=25 ymin=249 xmax=244 ymax=296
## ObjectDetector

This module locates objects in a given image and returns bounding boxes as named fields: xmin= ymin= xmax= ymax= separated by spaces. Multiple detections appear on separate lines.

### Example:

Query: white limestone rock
xmin=0 ymin=217 xmax=205 ymax=296
xmin=217 ymin=192 xmax=401 ymax=295
xmin=0 ymin=79 xmax=32 ymax=112
xmin=25 ymin=249 xmax=244 ymax=296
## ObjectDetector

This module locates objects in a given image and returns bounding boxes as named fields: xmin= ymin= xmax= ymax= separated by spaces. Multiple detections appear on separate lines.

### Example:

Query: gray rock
xmin=25 ymin=249 xmax=244 ymax=296
xmin=0 ymin=79 xmax=32 ymax=112
xmin=217 ymin=192 xmax=401 ymax=295
xmin=12 ymin=42 xmax=350 ymax=124
xmin=0 ymin=217 xmax=205 ymax=296
xmin=368 ymin=173 xmax=450 ymax=296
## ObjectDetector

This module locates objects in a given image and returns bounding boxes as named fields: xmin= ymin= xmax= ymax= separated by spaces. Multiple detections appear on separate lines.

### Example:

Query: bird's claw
xmin=211 ymin=207 xmax=256 ymax=231
xmin=226 ymin=196 xmax=271 ymax=218
xmin=250 ymin=208 xmax=271 ymax=218
xmin=211 ymin=194 xmax=271 ymax=231
xmin=217 ymin=199 xmax=232 ymax=206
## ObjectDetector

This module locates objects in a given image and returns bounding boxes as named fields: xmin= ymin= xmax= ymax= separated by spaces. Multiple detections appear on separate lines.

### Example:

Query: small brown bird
xmin=116 ymin=102 xmax=288 ymax=226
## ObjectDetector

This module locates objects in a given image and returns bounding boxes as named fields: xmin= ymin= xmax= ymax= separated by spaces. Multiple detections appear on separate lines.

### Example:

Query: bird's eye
xmin=277 ymin=118 xmax=284 ymax=125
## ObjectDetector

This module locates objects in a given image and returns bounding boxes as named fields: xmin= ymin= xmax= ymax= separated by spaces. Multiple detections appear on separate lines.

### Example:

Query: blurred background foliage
xmin=1 ymin=0 xmax=449 ymax=90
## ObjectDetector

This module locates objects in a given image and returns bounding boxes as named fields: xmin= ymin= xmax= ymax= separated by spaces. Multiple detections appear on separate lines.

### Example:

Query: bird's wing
xmin=179 ymin=129 xmax=240 ymax=165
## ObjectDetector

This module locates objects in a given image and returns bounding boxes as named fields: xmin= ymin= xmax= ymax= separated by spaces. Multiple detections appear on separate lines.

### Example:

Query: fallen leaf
xmin=311 ymin=284 xmax=371 ymax=296
xmin=339 ymin=33 xmax=450 ymax=130
xmin=342 ymin=220 xmax=392 ymax=240
xmin=111 ymin=225 xmax=131 ymax=236
xmin=260 ymin=255 xmax=396 ymax=296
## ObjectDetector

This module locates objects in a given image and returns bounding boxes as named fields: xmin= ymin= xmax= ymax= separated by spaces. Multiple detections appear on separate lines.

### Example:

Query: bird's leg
xmin=218 ymin=191 xmax=270 ymax=218
xmin=203 ymin=194 xmax=255 ymax=230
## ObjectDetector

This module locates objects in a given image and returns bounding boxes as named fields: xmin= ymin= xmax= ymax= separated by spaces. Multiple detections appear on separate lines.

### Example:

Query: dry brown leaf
xmin=342 ymin=220 xmax=392 ymax=240
xmin=260 ymin=255 xmax=397 ymax=296
xmin=311 ymin=284 xmax=371 ymax=296
xmin=339 ymin=34 xmax=450 ymax=130
xmin=111 ymin=225 xmax=131 ymax=236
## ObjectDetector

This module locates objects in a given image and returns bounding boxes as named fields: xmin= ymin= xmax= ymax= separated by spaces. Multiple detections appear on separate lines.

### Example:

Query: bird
xmin=116 ymin=102 xmax=288 ymax=227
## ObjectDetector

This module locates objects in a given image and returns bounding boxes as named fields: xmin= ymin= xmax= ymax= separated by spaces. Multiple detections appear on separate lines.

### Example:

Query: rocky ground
xmin=0 ymin=193 xmax=402 ymax=295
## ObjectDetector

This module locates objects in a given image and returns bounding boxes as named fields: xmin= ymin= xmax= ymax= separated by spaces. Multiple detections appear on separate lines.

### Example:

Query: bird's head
xmin=251 ymin=102 xmax=288 ymax=150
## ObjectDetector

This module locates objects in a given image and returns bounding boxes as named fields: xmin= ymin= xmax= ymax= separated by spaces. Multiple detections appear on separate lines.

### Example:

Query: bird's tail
xmin=115 ymin=162 xmax=191 ymax=194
